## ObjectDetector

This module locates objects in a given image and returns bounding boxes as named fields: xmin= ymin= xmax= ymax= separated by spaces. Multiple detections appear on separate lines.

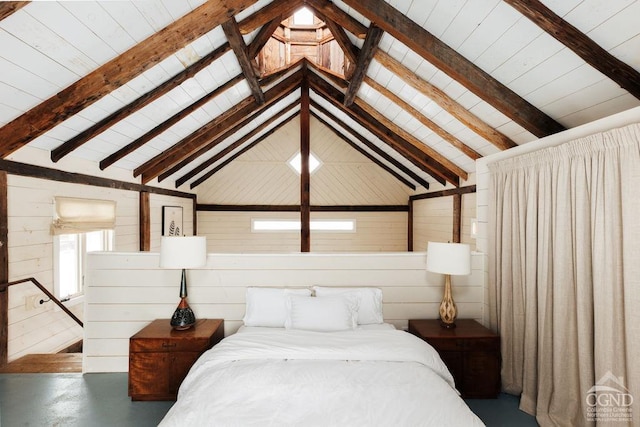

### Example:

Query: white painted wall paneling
xmin=84 ymin=251 xmax=486 ymax=372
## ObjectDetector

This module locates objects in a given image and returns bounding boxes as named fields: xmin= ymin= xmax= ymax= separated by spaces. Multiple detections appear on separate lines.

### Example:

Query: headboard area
xmin=84 ymin=251 xmax=486 ymax=372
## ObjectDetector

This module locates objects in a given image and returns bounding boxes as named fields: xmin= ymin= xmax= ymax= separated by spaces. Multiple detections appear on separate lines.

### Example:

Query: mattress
xmin=159 ymin=327 xmax=484 ymax=426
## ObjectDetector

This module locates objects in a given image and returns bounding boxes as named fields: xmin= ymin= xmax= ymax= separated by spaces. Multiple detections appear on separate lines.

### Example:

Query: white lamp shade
xmin=159 ymin=236 xmax=207 ymax=269
xmin=426 ymin=241 xmax=471 ymax=275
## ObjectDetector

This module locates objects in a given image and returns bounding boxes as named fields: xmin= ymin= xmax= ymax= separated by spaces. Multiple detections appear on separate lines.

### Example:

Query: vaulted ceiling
xmin=1 ymin=0 xmax=639 ymax=191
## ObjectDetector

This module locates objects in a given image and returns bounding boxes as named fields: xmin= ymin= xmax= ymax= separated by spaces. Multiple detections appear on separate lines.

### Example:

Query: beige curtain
xmin=488 ymin=123 xmax=640 ymax=426
xmin=51 ymin=196 xmax=116 ymax=235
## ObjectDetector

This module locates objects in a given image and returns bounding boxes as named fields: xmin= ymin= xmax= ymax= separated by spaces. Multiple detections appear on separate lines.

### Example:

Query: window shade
xmin=51 ymin=196 xmax=116 ymax=235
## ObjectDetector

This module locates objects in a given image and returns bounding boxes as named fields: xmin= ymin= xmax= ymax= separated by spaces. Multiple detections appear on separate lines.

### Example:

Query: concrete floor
xmin=0 ymin=373 xmax=539 ymax=426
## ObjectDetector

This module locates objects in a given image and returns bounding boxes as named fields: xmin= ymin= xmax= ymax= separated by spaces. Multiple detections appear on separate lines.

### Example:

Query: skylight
xmin=289 ymin=152 xmax=321 ymax=174
xmin=293 ymin=7 xmax=314 ymax=26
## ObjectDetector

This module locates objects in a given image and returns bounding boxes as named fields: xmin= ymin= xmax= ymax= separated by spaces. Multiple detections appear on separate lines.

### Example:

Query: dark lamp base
xmin=170 ymin=299 xmax=196 ymax=330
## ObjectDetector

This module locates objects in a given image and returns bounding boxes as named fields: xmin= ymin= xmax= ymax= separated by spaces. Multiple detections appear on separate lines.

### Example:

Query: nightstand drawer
xmin=128 ymin=319 xmax=224 ymax=401
xmin=408 ymin=319 xmax=501 ymax=398
xmin=130 ymin=337 xmax=211 ymax=353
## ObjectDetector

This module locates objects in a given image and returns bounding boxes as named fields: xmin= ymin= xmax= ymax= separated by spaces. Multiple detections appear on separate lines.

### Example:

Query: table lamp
xmin=159 ymin=236 xmax=207 ymax=330
xmin=426 ymin=241 xmax=471 ymax=329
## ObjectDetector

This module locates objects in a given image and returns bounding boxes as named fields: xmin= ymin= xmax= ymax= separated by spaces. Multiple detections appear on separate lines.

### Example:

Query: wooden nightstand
xmin=408 ymin=319 xmax=500 ymax=398
xmin=128 ymin=318 xmax=224 ymax=401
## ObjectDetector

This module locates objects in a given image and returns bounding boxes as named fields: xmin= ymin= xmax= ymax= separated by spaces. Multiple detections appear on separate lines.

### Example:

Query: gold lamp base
xmin=439 ymin=274 xmax=457 ymax=329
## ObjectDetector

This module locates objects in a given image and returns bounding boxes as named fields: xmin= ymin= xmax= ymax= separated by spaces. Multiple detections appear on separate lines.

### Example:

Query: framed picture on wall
xmin=162 ymin=206 xmax=183 ymax=236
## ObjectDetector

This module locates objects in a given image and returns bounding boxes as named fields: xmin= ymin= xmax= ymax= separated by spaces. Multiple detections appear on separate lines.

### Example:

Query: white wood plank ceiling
xmin=0 ymin=0 xmax=638 ymax=190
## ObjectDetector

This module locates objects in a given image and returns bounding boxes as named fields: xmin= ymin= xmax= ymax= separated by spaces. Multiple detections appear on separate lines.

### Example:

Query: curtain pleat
xmin=488 ymin=123 xmax=640 ymax=426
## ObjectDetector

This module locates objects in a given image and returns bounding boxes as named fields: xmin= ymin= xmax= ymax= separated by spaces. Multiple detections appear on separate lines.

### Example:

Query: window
xmin=252 ymin=219 xmax=356 ymax=232
xmin=293 ymin=7 xmax=314 ymax=26
xmin=288 ymin=152 xmax=321 ymax=174
xmin=54 ymin=229 xmax=113 ymax=301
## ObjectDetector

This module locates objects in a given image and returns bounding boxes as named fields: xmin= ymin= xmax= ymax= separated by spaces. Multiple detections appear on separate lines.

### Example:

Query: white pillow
xmin=285 ymin=294 xmax=358 ymax=332
xmin=313 ymin=286 xmax=384 ymax=325
xmin=243 ymin=287 xmax=312 ymax=327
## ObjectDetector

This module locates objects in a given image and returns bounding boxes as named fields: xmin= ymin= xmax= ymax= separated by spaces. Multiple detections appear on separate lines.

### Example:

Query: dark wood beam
xmin=323 ymin=18 xmax=359 ymax=67
xmin=0 ymin=171 xmax=7 ymax=365
xmin=344 ymin=24 xmax=384 ymax=106
xmin=410 ymin=185 xmax=476 ymax=201
xmin=100 ymin=74 xmax=245 ymax=170
xmin=305 ymin=0 xmax=367 ymax=38
xmin=135 ymin=70 xmax=302 ymax=183
xmin=160 ymin=99 xmax=297 ymax=183
xmin=197 ymin=204 xmax=409 ymax=211
xmin=0 ymin=159 xmax=195 ymax=200
xmin=0 ymin=2 xmax=28 ymax=21
xmin=306 ymin=68 xmax=452 ymax=186
xmin=190 ymin=113 xmax=300 ymax=189
xmin=174 ymin=101 xmax=299 ymax=187
xmin=505 ymin=0 xmax=640 ymax=100
xmin=364 ymin=76 xmax=481 ymax=160
xmin=51 ymin=43 xmax=231 ymax=163
xmin=452 ymin=193 xmax=461 ymax=243
xmin=248 ymin=18 xmax=283 ymax=59
xmin=259 ymin=57 xmax=305 ymax=86
xmin=341 ymin=0 xmax=565 ymax=137
xmin=353 ymin=98 xmax=467 ymax=179
xmin=300 ymin=80 xmax=311 ymax=252
xmin=238 ymin=0 xmax=303 ymax=35
xmin=310 ymin=111 xmax=415 ymax=190
xmin=222 ymin=19 xmax=265 ymax=104
xmin=407 ymin=199 xmax=414 ymax=251
xmin=139 ymin=192 xmax=150 ymax=251
xmin=310 ymin=100 xmax=430 ymax=189
xmin=309 ymin=62 xmax=467 ymax=180
xmin=0 ymin=0 xmax=258 ymax=158
xmin=374 ymin=51 xmax=516 ymax=151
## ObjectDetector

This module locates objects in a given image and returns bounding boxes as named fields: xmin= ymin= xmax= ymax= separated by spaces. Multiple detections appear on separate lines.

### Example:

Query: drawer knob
xmin=162 ymin=343 xmax=177 ymax=348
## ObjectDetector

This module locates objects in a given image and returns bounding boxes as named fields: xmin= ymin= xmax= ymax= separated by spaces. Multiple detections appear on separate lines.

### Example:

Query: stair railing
xmin=0 ymin=277 xmax=83 ymax=327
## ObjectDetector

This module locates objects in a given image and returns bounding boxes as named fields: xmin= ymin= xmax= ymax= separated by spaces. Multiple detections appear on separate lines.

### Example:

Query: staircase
xmin=0 ymin=341 xmax=82 ymax=373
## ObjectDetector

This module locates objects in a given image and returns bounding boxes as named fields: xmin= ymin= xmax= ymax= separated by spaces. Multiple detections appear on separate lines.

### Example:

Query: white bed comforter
xmin=159 ymin=328 xmax=484 ymax=427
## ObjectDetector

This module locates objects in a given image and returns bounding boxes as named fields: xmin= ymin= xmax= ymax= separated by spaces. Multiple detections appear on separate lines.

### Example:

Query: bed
xmin=159 ymin=287 xmax=485 ymax=426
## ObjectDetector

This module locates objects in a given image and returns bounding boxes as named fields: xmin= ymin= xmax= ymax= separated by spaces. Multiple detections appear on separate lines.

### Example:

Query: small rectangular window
xmin=54 ymin=229 xmax=113 ymax=301
xmin=252 ymin=219 xmax=356 ymax=232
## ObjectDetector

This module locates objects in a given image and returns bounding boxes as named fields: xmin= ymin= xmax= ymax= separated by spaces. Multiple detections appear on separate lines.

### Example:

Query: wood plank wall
xmin=84 ymin=251 xmax=486 ymax=373
xmin=198 ymin=211 xmax=408 ymax=253
xmin=3 ymin=174 xmax=193 ymax=362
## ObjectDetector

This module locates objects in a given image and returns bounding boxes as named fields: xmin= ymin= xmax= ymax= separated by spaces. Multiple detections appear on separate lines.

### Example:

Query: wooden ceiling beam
xmin=353 ymin=97 xmax=467 ymax=180
xmin=306 ymin=69 xmax=455 ymax=185
xmin=175 ymin=101 xmax=299 ymax=187
xmin=306 ymin=64 xmax=466 ymax=180
xmin=323 ymin=18 xmax=359 ymax=67
xmin=310 ymin=111 xmax=415 ymax=190
xmin=238 ymin=0 xmax=303 ymax=34
xmin=375 ymin=51 xmax=517 ymax=151
xmin=52 ymin=43 xmax=232 ymax=163
xmin=305 ymin=0 xmax=367 ymax=39
xmin=248 ymin=18 xmax=283 ymax=59
xmin=136 ymin=70 xmax=303 ymax=183
xmin=341 ymin=0 xmax=565 ymax=137
xmin=0 ymin=0 xmax=258 ymax=158
xmin=363 ymin=76 xmax=482 ymax=160
xmin=310 ymin=100 xmax=431 ymax=190
xmin=190 ymin=113 xmax=300 ymax=189
xmin=222 ymin=19 xmax=265 ymax=104
xmin=505 ymin=0 xmax=640 ymax=100
xmin=344 ymin=24 xmax=383 ymax=106
xmin=158 ymin=61 xmax=305 ymax=181
xmin=99 ymin=73 xmax=244 ymax=170
xmin=0 ymin=2 xmax=28 ymax=21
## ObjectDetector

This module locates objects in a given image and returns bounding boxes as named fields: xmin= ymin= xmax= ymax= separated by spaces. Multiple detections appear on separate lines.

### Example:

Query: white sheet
xmin=159 ymin=328 xmax=484 ymax=427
